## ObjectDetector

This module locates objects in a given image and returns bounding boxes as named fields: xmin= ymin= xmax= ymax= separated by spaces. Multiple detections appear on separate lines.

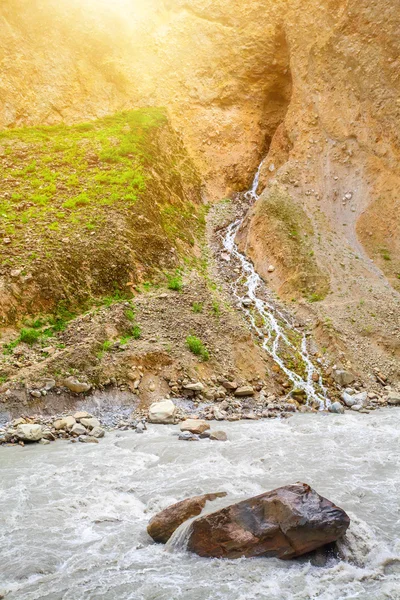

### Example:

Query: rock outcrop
xmin=147 ymin=492 xmax=227 ymax=544
xmin=187 ymin=483 xmax=350 ymax=559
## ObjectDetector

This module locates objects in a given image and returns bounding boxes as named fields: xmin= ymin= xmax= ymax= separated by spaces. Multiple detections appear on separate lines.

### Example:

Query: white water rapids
xmin=1 ymin=410 xmax=400 ymax=599
xmin=221 ymin=161 xmax=328 ymax=408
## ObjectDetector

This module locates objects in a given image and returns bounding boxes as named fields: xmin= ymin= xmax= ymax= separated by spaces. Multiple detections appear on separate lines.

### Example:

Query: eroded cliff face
xmin=1 ymin=0 xmax=399 ymax=380
xmin=241 ymin=0 xmax=400 ymax=380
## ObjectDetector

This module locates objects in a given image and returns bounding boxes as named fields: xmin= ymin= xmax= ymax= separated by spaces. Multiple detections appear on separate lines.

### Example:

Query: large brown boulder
xmin=147 ymin=492 xmax=227 ymax=544
xmin=185 ymin=483 xmax=350 ymax=559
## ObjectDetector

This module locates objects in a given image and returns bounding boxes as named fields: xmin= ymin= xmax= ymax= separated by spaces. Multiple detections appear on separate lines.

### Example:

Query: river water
xmin=1 ymin=409 xmax=400 ymax=600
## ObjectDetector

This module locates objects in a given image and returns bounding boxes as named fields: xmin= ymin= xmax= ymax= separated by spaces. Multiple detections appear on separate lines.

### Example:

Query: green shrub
xmin=308 ymin=293 xmax=324 ymax=303
xmin=125 ymin=308 xmax=136 ymax=321
xmin=96 ymin=339 xmax=113 ymax=359
xmin=192 ymin=302 xmax=203 ymax=313
xmin=19 ymin=328 xmax=42 ymax=345
xmin=167 ymin=274 xmax=183 ymax=291
xmin=186 ymin=335 xmax=209 ymax=361
xmin=211 ymin=300 xmax=221 ymax=316
xmin=131 ymin=325 xmax=141 ymax=340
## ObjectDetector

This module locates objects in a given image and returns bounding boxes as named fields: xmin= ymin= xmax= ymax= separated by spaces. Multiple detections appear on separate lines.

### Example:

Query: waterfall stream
xmin=220 ymin=161 xmax=329 ymax=408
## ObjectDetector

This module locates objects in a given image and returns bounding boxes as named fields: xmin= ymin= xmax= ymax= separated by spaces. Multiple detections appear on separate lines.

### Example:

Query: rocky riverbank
xmin=1 ymin=373 xmax=399 ymax=448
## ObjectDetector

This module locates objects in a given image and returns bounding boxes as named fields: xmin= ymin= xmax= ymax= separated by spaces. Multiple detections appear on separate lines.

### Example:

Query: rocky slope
xmin=0 ymin=0 xmax=399 ymax=409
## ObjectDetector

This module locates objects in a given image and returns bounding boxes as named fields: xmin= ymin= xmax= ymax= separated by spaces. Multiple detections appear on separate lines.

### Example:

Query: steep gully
xmin=218 ymin=161 xmax=329 ymax=409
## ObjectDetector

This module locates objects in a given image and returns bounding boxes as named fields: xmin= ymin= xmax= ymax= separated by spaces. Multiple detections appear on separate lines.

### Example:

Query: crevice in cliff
xmin=250 ymin=28 xmax=293 ymax=187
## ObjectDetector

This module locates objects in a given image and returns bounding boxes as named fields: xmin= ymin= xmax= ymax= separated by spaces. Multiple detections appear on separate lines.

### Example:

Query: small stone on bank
xmin=234 ymin=386 xmax=255 ymax=397
xmin=64 ymin=376 xmax=92 ymax=394
xmin=329 ymin=402 xmax=344 ymax=414
xmin=91 ymin=426 xmax=105 ymax=438
xmin=71 ymin=423 xmax=87 ymax=436
xmin=183 ymin=382 xmax=204 ymax=392
xmin=80 ymin=417 xmax=100 ymax=430
xmin=16 ymin=424 xmax=43 ymax=442
xmin=148 ymin=399 xmax=177 ymax=424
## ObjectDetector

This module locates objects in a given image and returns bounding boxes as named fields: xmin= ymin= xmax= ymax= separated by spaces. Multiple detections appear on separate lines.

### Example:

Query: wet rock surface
xmin=147 ymin=492 xmax=228 ymax=544
xmin=185 ymin=483 xmax=350 ymax=560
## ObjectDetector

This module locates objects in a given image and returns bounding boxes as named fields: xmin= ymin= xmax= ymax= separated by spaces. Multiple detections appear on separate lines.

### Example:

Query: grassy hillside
xmin=0 ymin=108 xmax=204 ymax=325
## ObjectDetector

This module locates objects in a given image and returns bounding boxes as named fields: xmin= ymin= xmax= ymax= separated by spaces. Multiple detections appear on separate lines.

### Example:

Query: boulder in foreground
xmin=186 ymin=483 xmax=350 ymax=559
xmin=147 ymin=492 xmax=227 ymax=544
xmin=148 ymin=483 xmax=350 ymax=560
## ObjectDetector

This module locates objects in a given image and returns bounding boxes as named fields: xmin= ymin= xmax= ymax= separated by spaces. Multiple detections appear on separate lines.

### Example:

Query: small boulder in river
xmin=148 ymin=399 xmax=176 ymax=424
xmin=147 ymin=492 xmax=227 ymax=544
xmin=71 ymin=423 xmax=87 ymax=436
xmin=80 ymin=417 xmax=100 ymax=430
xmin=341 ymin=392 xmax=357 ymax=407
xmin=180 ymin=419 xmax=210 ymax=434
xmin=16 ymin=424 xmax=43 ymax=442
xmin=387 ymin=392 xmax=400 ymax=405
xmin=329 ymin=402 xmax=344 ymax=414
xmin=178 ymin=431 xmax=199 ymax=441
xmin=91 ymin=426 xmax=105 ymax=438
xmin=62 ymin=416 xmax=77 ymax=430
xmin=209 ymin=430 xmax=227 ymax=441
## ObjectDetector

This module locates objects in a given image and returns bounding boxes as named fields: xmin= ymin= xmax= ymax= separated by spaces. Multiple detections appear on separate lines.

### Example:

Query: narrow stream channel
xmin=220 ymin=161 xmax=328 ymax=407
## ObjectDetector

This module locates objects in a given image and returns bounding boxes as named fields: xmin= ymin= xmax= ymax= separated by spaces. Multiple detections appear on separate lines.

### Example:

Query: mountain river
xmin=1 ymin=409 xmax=399 ymax=599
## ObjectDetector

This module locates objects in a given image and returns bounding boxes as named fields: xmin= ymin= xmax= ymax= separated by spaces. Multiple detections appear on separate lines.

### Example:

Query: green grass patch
xmin=211 ymin=300 xmax=221 ymax=316
xmin=167 ymin=273 xmax=183 ymax=291
xmin=101 ymin=288 xmax=131 ymax=307
xmin=380 ymin=249 xmax=391 ymax=261
xmin=125 ymin=308 xmax=136 ymax=321
xmin=308 ymin=293 xmax=324 ymax=303
xmin=0 ymin=108 xmax=167 ymax=243
xmin=96 ymin=339 xmax=113 ymax=359
xmin=131 ymin=325 xmax=142 ymax=340
xmin=18 ymin=328 xmax=42 ymax=345
xmin=186 ymin=335 xmax=209 ymax=361
xmin=192 ymin=302 xmax=203 ymax=313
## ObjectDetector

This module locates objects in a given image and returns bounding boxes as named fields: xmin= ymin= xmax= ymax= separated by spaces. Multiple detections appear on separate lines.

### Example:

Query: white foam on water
xmin=0 ymin=409 xmax=399 ymax=599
